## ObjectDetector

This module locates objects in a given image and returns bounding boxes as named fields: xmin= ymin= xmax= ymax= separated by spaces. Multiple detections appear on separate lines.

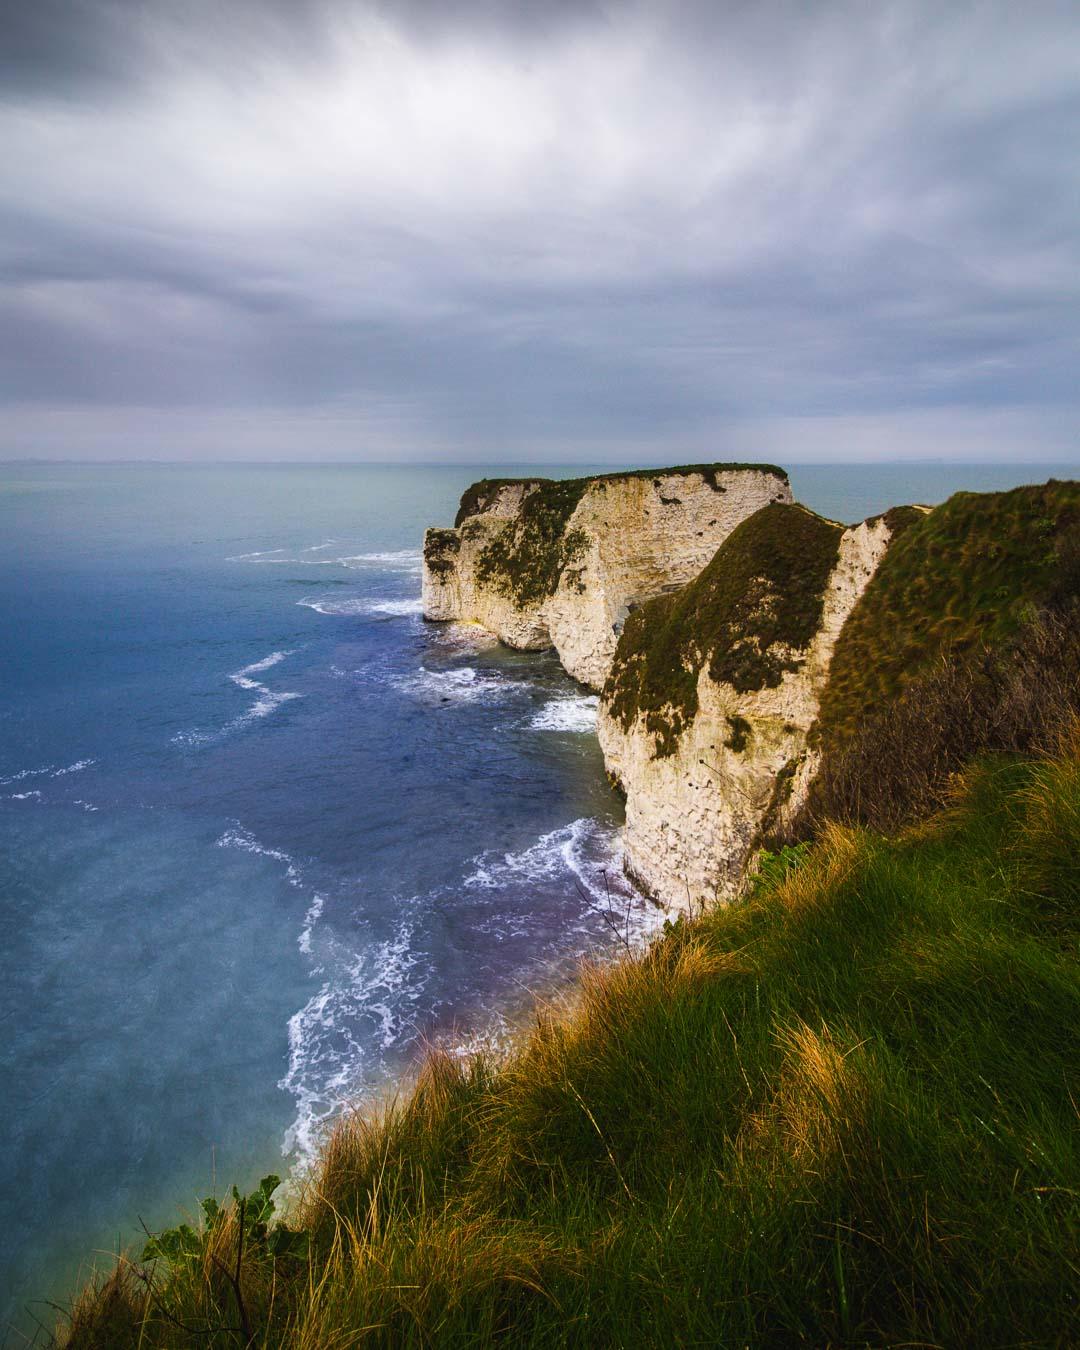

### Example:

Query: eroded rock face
xmin=597 ymin=509 xmax=900 ymax=911
xmin=422 ymin=466 xmax=792 ymax=689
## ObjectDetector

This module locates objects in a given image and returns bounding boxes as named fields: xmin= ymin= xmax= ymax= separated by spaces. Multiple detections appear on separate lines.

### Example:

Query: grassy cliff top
xmin=816 ymin=479 xmax=1080 ymax=755
xmin=603 ymin=502 xmax=844 ymax=755
xmin=454 ymin=462 xmax=789 ymax=526
xmin=65 ymin=737 xmax=1080 ymax=1347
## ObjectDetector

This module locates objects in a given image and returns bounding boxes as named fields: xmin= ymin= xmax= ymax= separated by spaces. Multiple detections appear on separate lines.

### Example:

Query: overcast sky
xmin=2 ymin=0 xmax=1078 ymax=463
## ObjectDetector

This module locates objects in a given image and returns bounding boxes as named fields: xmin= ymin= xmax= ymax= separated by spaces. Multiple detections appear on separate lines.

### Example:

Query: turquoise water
xmin=0 ymin=459 xmax=1069 ymax=1336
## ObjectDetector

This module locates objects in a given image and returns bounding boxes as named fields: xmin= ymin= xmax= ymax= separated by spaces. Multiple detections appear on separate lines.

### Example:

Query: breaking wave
xmin=228 ymin=545 xmax=422 ymax=574
xmin=280 ymin=918 xmax=428 ymax=1163
xmin=529 ymin=694 xmax=600 ymax=732
xmin=0 ymin=759 xmax=95 ymax=787
xmin=172 ymin=651 xmax=301 ymax=748
xmin=391 ymin=666 xmax=526 ymax=705
xmin=278 ymin=816 xmax=669 ymax=1169
xmin=297 ymin=596 xmax=423 ymax=618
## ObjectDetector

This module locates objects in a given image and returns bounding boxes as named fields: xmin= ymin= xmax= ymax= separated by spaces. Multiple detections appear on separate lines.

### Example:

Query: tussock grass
xmin=806 ymin=605 xmax=1080 ymax=834
xmin=60 ymin=737 xmax=1080 ymax=1346
xmin=817 ymin=479 xmax=1080 ymax=758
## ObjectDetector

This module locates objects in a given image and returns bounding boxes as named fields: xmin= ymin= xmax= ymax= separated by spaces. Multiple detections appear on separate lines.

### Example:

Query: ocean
xmin=0 ymin=459 xmax=1068 ymax=1335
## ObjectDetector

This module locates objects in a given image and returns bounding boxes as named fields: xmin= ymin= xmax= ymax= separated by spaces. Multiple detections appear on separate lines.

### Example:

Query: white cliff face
xmin=422 ymin=467 xmax=792 ymax=689
xmin=596 ymin=516 xmax=896 ymax=912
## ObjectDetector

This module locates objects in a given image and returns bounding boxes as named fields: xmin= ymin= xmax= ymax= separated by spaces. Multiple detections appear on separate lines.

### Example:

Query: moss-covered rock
xmin=603 ymin=503 xmax=844 ymax=756
xmin=473 ymin=478 xmax=591 ymax=607
xmin=423 ymin=528 xmax=462 ymax=578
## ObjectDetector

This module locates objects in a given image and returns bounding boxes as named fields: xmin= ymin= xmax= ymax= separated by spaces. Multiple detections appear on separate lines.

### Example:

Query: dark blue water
xmin=0 ymin=460 xmax=1068 ymax=1336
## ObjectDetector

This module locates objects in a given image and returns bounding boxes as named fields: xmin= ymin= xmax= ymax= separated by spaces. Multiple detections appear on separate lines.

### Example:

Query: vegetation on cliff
xmin=472 ymin=477 xmax=592 ymax=608
xmin=817 ymin=481 xmax=1080 ymax=754
xmin=808 ymin=606 xmax=1080 ymax=833
xmin=422 ymin=528 xmax=461 ymax=578
xmin=63 ymin=731 xmax=1080 ymax=1347
xmin=603 ymin=502 xmax=843 ymax=755
xmin=453 ymin=463 xmax=789 ymax=528
xmin=806 ymin=481 xmax=1080 ymax=831
xmin=456 ymin=464 xmax=789 ymax=612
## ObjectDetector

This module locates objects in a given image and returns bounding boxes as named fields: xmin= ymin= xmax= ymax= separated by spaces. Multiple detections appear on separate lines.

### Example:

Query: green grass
xmin=603 ymin=503 xmax=843 ymax=755
xmin=62 ymin=730 xmax=1080 ymax=1347
xmin=817 ymin=480 xmax=1080 ymax=757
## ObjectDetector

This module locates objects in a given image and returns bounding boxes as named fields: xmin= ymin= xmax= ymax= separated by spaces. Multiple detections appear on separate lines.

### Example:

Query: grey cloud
xmin=1 ymin=0 xmax=1079 ymax=460
xmin=0 ymin=0 xmax=135 ymax=96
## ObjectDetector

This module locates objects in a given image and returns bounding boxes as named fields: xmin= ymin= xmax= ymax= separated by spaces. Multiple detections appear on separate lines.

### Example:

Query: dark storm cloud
xmin=1 ymin=0 xmax=1079 ymax=460
xmin=0 ymin=0 xmax=133 ymax=95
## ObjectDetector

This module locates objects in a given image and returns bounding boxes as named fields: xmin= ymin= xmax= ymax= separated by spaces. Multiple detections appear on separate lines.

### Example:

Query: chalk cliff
xmin=422 ymin=465 xmax=792 ymax=689
xmin=597 ymin=503 xmax=917 ymax=910
xmin=422 ymin=468 xmax=930 ymax=911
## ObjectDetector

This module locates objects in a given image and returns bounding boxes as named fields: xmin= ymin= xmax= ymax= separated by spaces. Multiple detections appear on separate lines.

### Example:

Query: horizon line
xmin=2 ymin=457 xmax=1078 ymax=469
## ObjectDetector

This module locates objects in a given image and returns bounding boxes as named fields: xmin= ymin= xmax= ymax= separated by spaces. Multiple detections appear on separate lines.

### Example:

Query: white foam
xmin=367 ymin=598 xmax=424 ymax=616
xmin=297 ymin=596 xmax=423 ymax=617
xmin=172 ymin=652 xmax=301 ymax=747
xmin=424 ymin=622 xmax=500 ymax=653
xmin=0 ymin=759 xmax=96 ymax=786
xmin=442 ymin=1015 xmax=515 ymax=1063
xmin=340 ymin=550 xmax=423 ymax=573
xmin=280 ymin=919 xmax=426 ymax=1165
xmin=225 ymin=651 xmax=302 ymax=728
xmin=230 ymin=650 xmax=292 ymax=686
xmin=466 ymin=817 xmax=671 ymax=948
xmin=73 ymin=799 xmax=99 ymax=812
xmin=6 ymin=789 xmax=42 ymax=801
xmin=277 ymin=816 xmax=670 ymax=1172
xmin=229 ymin=546 xmax=422 ymax=573
xmin=218 ymin=822 xmax=325 ymax=962
xmin=226 ymin=547 xmax=287 ymax=561
xmin=216 ymin=824 xmax=294 ymax=867
xmin=392 ymin=666 xmax=524 ymax=705
xmin=529 ymin=695 xmax=599 ymax=732
xmin=298 ymin=894 xmax=325 ymax=955
xmin=54 ymin=758 xmax=96 ymax=776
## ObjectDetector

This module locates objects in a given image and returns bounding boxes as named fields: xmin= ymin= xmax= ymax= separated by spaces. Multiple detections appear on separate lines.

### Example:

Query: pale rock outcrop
xmin=597 ymin=511 xmax=899 ymax=911
xmin=422 ymin=466 xmax=792 ymax=689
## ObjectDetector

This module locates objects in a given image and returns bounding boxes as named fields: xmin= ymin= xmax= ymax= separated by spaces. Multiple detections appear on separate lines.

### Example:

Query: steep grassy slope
xmin=804 ymin=480 xmax=1080 ymax=832
xmin=817 ymin=480 xmax=1080 ymax=756
xmin=63 ymin=735 xmax=1080 ymax=1347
